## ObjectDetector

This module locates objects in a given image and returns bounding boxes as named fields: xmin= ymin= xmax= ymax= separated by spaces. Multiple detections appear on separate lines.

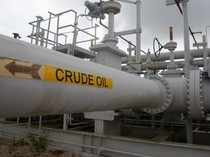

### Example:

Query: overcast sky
xmin=0 ymin=0 xmax=210 ymax=53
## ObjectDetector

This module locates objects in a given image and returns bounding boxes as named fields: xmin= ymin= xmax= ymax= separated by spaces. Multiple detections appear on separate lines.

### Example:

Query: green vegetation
xmin=13 ymin=134 xmax=48 ymax=153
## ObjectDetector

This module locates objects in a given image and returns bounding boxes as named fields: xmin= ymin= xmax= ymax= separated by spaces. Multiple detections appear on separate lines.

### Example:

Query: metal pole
xmin=35 ymin=16 xmax=43 ymax=46
xmin=63 ymin=113 xmax=68 ymax=130
xmin=69 ymin=114 xmax=72 ymax=125
xmin=40 ymin=29 xmax=45 ymax=47
xmin=45 ymin=13 xmax=52 ymax=48
xmin=136 ymin=0 xmax=142 ymax=68
xmin=203 ymin=35 xmax=208 ymax=71
xmin=69 ymin=16 xmax=79 ymax=55
xmin=91 ymin=19 xmax=94 ymax=47
xmin=39 ymin=115 xmax=42 ymax=130
xmin=128 ymin=44 xmax=132 ymax=57
xmin=185 ymin=117 xmax=193 ymax=144
xmin=94 ymin=24 xmax=97 ymax=45
xmin=182 ymin=0 xmax=191 ymax=75
xmin=56 ymin=15 xmax=60 ymax=47
xmin=183 ymin=2 xmax=193 ymax=143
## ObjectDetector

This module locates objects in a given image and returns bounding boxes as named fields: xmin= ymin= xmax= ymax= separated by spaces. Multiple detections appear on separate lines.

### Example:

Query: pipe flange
xmin=142 ymin=75 xmax=173 ymax=115
xmin=187 ymin=70 xmax=206 ymax=119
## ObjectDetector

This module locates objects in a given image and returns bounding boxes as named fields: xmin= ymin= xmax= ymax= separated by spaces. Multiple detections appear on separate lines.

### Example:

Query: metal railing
xmin=28 ymin=9 xmax=99 ymax=55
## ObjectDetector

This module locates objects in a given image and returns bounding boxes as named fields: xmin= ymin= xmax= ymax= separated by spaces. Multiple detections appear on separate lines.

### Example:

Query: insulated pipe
xmin=121 ymin=49 xmax=210 ymax=63
xmin=0 ymin=34 xmax=167 ymax=117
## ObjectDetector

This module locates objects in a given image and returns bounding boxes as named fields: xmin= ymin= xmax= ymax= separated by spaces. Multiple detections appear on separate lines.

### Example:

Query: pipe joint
xmin=142 ymin=75 xmax=173 ymax=115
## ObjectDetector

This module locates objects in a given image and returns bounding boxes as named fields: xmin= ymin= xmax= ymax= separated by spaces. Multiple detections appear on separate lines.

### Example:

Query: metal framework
xmin=28 ymin=9 xmax=99 ymax=55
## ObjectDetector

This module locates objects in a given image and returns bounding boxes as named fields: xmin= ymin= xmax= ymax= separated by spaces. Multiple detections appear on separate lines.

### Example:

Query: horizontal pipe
xmin=0 ymin=34 xmax=166 ymax=117
xmin=1 ymin=35 xmax=209 ymax=119
xmin=116 ymin=0 xmax=136 ymax=4
xmin=115 ymin=29 xmax=141 ymax=36
xmin=122 ymin=49 xmax=210 ymax=63
xmin=122 ymin=59 xmax=204 ymax=71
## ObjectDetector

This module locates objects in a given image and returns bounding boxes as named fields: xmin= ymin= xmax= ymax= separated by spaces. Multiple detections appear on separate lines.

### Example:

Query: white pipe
xmin=0 ymin=34 xmax=166 ymax=117
xmin=108 ymin=12 xmax=115 ymax=38
xmin=122 ymin=59 xmax=205 ymax=71
xmin=121 ymin=49 xmax=210 ymax=63
xmin=115 ymin=29 xmax=140 ymax=36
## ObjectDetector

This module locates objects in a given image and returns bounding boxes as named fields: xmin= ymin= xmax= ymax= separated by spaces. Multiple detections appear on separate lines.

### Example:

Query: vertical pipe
xmin=182 ymin=0 xmax=191 ymax=75
xmin=136 ymin=0 xmax=142 ymax=65
xmin=170 ymin=26 xmax=173 ymax=41
xmin=108 ymin=12 xmax=115 ymax=39
xmin=169 ymin=27 xmax=175 ymax=64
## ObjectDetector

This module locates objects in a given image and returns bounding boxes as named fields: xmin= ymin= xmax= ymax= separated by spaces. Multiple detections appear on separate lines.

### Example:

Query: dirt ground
xmin=0 ymin=138 xmax=79 ymax=157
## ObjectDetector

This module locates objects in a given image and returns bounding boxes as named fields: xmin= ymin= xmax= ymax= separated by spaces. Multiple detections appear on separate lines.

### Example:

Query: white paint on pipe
xmin=0 ymin=34 xmax=165 ymax=117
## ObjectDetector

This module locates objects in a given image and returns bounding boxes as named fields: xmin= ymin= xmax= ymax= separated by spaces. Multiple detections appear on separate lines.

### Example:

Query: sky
xmin=0 ymin=0 xmax=210 ymax=53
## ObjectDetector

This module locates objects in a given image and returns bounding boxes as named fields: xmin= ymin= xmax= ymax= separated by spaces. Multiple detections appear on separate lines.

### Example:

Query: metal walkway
xmin=0 ymin=123 xmax=210 ymax=157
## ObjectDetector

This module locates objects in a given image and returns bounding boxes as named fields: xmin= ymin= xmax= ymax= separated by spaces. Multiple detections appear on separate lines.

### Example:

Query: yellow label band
xmin=0 ymin=57 xmax=113 ymax=89
xmin=41 ymin=65 xmax=113 ymax=89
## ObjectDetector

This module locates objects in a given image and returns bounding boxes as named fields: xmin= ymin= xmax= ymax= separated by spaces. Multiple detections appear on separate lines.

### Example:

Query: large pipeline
xmin=0 ymin=35 xmax=166 ymax=117
xmin=0 ymin=34 xmax=209 ymax=119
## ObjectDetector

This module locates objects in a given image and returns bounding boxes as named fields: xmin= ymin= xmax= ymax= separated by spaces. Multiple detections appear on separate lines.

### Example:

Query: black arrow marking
xmin=5 ymin=61 xmax=41 ymax=79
